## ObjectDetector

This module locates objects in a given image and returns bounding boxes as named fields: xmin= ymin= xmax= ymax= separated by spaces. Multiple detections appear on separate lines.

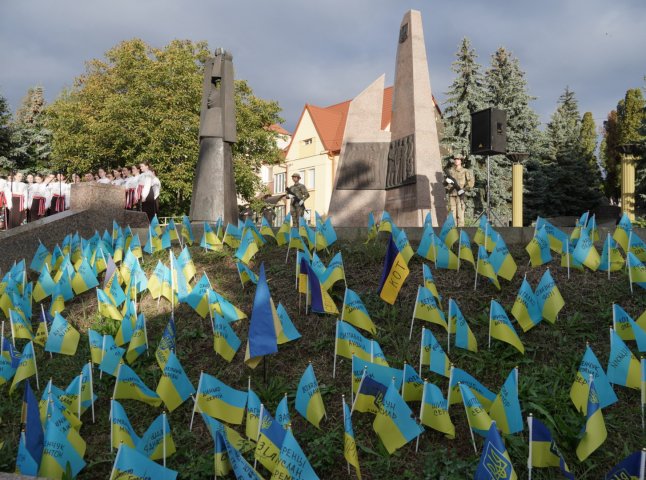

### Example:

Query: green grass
xmin=1 ymin=236 xmax=645 ymax=479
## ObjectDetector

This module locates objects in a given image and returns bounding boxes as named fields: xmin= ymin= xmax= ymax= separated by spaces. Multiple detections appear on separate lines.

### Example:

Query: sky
xmin=1 ymin=0 xmax=645 ymax=134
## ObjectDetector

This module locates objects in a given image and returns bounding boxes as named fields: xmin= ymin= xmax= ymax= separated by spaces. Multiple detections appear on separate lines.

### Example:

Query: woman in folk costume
xmin=138 ymin=161 xmax=157 ymax=221
xmin=47 ymin=172 xmax=69 ymax=215
xmin=0 ymin=176 xmax=13 ymax=229
xmin=27 ymin=174 xmax=52 ymax=222
xmin=124 ymin=165 xmax=140 ymax=210
xmin=7 ymin=172 xmax=29 ymax=228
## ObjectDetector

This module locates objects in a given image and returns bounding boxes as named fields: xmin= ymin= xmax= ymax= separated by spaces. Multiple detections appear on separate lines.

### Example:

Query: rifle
xmin=285 ymin=185 xmax=303 ymax=202
xmin=443 ymin=174 xmax=465 ymax=196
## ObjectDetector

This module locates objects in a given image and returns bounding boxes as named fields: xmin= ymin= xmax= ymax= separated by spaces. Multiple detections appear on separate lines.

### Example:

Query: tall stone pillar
xmin=620 ymin=153 xmax=637 ymax=221
xmin=512 ymin=163 xmax=523 ymax=227
xmin=386 ymin=10 xmax=447 ymax=227
xmin=190 ymin=49 xmax=238 ymax=225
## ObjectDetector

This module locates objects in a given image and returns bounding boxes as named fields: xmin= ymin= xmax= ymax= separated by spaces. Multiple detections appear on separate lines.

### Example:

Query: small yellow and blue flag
xmin=576 ymin=377 xmax=607 ymax=461
xmin=570 ymin=344 xmax=618 ymax=414
xmin=439 ymin=211 xmax=458 ymax=247
xmin=342 ymin=397 xmax=362 ymax=479
xmin=535 ymin=269 xmax=564 ymax=323
xmin=420 ymin=380 xmax=455 ymax=439
xmin=447 ymin=366 xmax=496 ymax=410
xmin=194 ymin=372 xmax=247 ymax=425
xmin=341 ymin=288 xmax=377 ymax=334
xmin=614 ymin=212 xmax=633 ymax=252
xmin=605 ymin=450 xmax=645 ymax=480
xmin=526 ymin=226 xmax=552 ymax=267
xmin=511 ymin=276 xmax=542 ymax=332
xmin=109 ymin=443 xmax=177 ymax=480
xmin=489 ymin=300 xmax=525 ymax=354
xmin=489 ymin=368 xmax=523 ymax=435
xmin=475 ymin=421 xmax=517 ymax=479
xmin=419 ymin=327 xmax=450 ymax=377
xmin=114 ymin=363 xmax=162 ymax=407
xmin=273 ymin=427 xmax=320 ymax=479
xmin=213 ymin=313 xmax=241 ymax=362
xmin=295 ymin=362 xmax=326 ymax=429
xmin=44 ymin=312 xmax=80 ymax=356
xmin=607 ymin=328 xmax=641 ymax=390
xmin=527 ymin=415 xmax=573 ymax=478
xmin=449 ymin=298 xmax=478 ymax=352
xmin=459 ymin=382 xmax=493 ymax=437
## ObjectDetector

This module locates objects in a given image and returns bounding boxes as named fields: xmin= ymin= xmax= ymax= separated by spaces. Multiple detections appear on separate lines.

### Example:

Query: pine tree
xmin=616 ymin=88 xmax=646 ymax=210
xmin=441 ymin=38 xmax=486 ymax=219
xmin=481 ymin=47 xmax=541 ymax=223
xmin=579 ymin=112 xmax=603 ymax=194
xmin=11 ymin=86 xmax=52 ymax=172
xmin=543 ymin=88 xmax=602 ymax=215
xmin=0 ymin=93 xmax=12 ymax=171
xmin=601 ymin=109 xmax=621 ymax=203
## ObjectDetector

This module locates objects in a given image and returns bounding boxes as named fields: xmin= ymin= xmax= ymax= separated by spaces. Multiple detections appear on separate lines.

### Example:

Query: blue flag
xmin=474 ymin=422 xmax=517 ymax=479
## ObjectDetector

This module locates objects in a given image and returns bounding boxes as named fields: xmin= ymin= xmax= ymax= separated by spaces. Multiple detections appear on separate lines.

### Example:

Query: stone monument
xmin=189 ymin=48 xmax=238 ymax=225
xmin=328 ymin=10 xmax=447 ymax=227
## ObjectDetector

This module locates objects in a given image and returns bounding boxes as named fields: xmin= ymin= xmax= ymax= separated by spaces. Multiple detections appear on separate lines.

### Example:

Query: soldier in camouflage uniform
xmin=445 ymin=154 xmax=474 ymax=227
xmin=287 ymin=172 xmax=309 ymax=226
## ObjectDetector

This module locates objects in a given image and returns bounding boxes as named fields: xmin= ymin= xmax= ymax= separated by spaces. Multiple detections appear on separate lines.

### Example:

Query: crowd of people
xmin=0 ymin=162 xmax=161 ymax=229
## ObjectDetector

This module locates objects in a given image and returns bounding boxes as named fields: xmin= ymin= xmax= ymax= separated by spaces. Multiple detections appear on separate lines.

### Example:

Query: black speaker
xmin=470 ymin=108 xmax=507 ymax=155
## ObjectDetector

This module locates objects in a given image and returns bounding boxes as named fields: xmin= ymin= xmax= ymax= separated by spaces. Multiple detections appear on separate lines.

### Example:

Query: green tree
xmin=601 ymin=109 xmax=621 ymax=203
xmin=47 ymin=38 xmax=283 ymax=215
xmin=0 ymin=93 xmax=12 ymax=172
xmin=481 ymin=47 xmax=542 ymax=223
xmin=441 ymin=38 xmax=486 ymax=219
xmin=579 ymin=111 xmax=602 ymax=192
xmin=616 ymin=88 xmax=646 ymax=210
xmin=11 ymin=86 xmax=52 ymax=172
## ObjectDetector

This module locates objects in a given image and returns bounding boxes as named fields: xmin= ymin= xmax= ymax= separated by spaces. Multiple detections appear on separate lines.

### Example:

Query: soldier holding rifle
xmin=285 ymin=172 xmax=309 ymax=226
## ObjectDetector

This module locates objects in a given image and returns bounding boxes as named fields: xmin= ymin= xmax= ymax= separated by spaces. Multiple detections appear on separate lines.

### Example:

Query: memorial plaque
xmin=385 ymin=134 xmax=416 ymax=189
xmin=335 ymin=142 xmax=389 ymax=190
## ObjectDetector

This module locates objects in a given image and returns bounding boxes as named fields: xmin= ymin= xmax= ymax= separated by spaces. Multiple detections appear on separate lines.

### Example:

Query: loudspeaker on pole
xmin=470 ymin=108 xmax=507 ymax=155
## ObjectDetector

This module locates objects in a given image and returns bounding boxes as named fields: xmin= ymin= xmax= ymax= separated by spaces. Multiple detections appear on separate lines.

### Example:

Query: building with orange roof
xmin=262 ymin=88 xmax=443 ymax=224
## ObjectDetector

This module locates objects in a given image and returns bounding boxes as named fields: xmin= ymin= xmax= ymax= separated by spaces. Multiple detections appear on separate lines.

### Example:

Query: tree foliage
xmin=10 ymin=86 xmax=52 ymax=172
xmin=47 ymin=38 xmax=283 ymax=215
xmin=0 ymin=93 xmax=12 ymax=172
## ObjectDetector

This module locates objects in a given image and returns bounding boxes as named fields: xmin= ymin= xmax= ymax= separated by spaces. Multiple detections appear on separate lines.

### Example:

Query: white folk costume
xmin=8 ymin=180 xmax=28 ymax=228
xmin=124 ymin=174 xmax=140 ymax=209
xmin=27 ymin=182 xmax=51 ymax=221
xmin=47 ymin=180 xmax=69 ymax=215
xmin=138 ymin=170 xmax=157 ymax=221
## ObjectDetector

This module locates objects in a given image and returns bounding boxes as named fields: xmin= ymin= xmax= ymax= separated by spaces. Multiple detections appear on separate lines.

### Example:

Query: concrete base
xmin=190 ymin=137 xmax=238 ymax=226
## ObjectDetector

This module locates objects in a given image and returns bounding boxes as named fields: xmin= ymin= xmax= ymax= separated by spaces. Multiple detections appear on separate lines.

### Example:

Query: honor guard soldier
xmin=286 ymin=172 xmax=309 ymax=226
xmin=445 ymin=154 xmax=474 ymax=227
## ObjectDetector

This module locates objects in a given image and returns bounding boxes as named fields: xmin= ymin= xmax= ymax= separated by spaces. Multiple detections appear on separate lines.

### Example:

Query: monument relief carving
xmin=386 ymin=134 xmax=416 ymax=189
xmin=335 ymin=142 xmax=389 ymax=190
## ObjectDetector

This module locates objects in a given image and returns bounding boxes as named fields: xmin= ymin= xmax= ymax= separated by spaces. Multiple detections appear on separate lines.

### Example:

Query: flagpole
xmin=8 ymin=309 xmax=15 ymax=347
xmin=110 ymin=443 xmax=124 ymax=477
xmin=88 ymin=361 xmax=95 ymax=423
xmin=460 ymin=383 xmax=478 ymax=454
xmin=78 ymin=369 xmax=82 ymax=420
xmin=612 ymin=303 xmax=616 ymax=332
xmin=416 ymin=380 xmax=427 ymax=453
xmin=629 ymin=249 xmax=635 ymax=294
xmin=488 ymin=300 xmax=493 ymax=350
xmin=641 ymin=356 xmax=645 ymax=432
xmin=350 ymin=367 xmax=367 ymax=414
xmin=457 ymin=230 xmax=462 ymax=272
xmin=607 ymin=233 xmax=611 ymax=280
xmin=253 ymin=403 xmax=264 ymax=470
xmin=112 ymin=362 xmax=122 ymax=402
xmin=32 ymin=342 xmax=39 ymax=390
xmin=162 ymin=411 xmax=167 ymax=468
xmin=190 ymin=371 xmax=204 ymax=431
xmin=527 ymin=413 xmax=533 ymax=480
xmin=409 ymin=286 xmax=420 ymax=340
xmin=447 ymin=299 xmax=452 ymax=354
xmin=0 ymin=321 xmax=3 ymax=356
xmin=419 ymin=328 xmax=425 ymax=377
xmin=474 ymin=251 xmax=480 ymax=291
xmin=169 ymin=251 xmax=175 ymax=317
xmin=446 ymin=365 xmax=454 ymax=411
xmin=639 ymin=448 xmax=645 ymax=480
xmin=100 ymin=334 xmax=106 ymax=380
xmin=109 ymin=400 xmax=114 ymax=452
xmin=42 ymin=304 xmax=52 ymax=359
xmin=332 ymin=321 xmax=339 ymax=379
xmin=401 ymin=362 xmax=406 ymax=398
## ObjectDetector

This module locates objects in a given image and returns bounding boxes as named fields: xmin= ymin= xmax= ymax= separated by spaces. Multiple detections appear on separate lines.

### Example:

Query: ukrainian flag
xmin=576 ymin=378 xmax=607 ymax=461
xmin=295 ymin=363 xmax=326 ymax=428
xmin=449 ymin=299 xmax=478 ymax=352
xmin=288 ymin=227 xmax=306 ymax=251
xmin=254 ymin=407 xmax=286 ymax=473
xmin=38 ymin=411 xmax=87 ymax=479
xmin=378 ymin=210 xmax=394 ymax=233
xmin=299 ymin=217 xmax=316 ymax=250
xmin=341 ymin=288 xmax=377 ymax=334
xmin=315 ymin=214 xmax=337 ymax=251
xmin=246 ymin=386 xmax=262 ymax=440
xmin=511 ymin=277 xmax=542 ymax=332
xmin=627 ymin=252 xmax=646 ymax=288
xmin=9 ymin=309 xmax=34 ymax=341
xmin=110 ymin=444 xmax=177 ymax=480
xmin=476 ymin=246 xmax=501 ymax=290
xmin=607 ymin=329 xmax=641 ymax=389
xmin=373 ymin=381 xmax=424 ymax=454
xmin=439 ymin=211 xmax=458 ymax=247
xmin=99 ymin=335 xmax=125 ymax=376
xmin=420 ymin=327 xmax=450 ymax=377
xmin=320 ymin=252 xmax=345 ymax=291
xmin=33 ymin=267 xmax=55 ymax=303
xmin=114 ymin=363 xmax=162 ymax=407
xmin=200 ymin=222 xmax=223 ymax=251
xmin=276 ymin=394 xmax=290 ymax=428
xmin=458 ymin=230 xmax=475 ymax=266
xmin=488 ymin=234 xmax=517 ymax=281
xmin=137 ymin=413 xmax=176 ymax=461
xmin=605 ymin=450 xmax=643 ymax=480
xmin=110 ymin=399 xmax=139 ymax=449
xmin=342 ymin=399 xmax=362 ymax=479
xmin=416 ymin=224 xmax=439 ymax=262
xmin=335 ymin=320 xmax=372 ymax=363
xmin=422 ymin=263 xmax=442 ymax=303
xmin=30 ymin=242 xmax=51 ymax=273
xmin=459 ymin=383 xmax=493 ymax=437
xmin=176 ymin=246 xmax=196 ymax=282
xmin=88 ymin=329 xmax=104 ymax=365
xmin=475 ymin=422 xmax=517 ymax=479
xmin=181 ymin=215 xmax=194 ymax=245
xmin=413 ymin=285 xmax=447 ymax=329
xmin=527 ymin=416 xmax=574 ymax=478
xmin=10 ymin=341 xmax=37 ymax=394
xmin=366 ymin=212 xmax=378 ymax=243
xmin=235 ymin=229 xmax=259 ymax=265
xmin=184 ymin=274 xmax=210 ymax=318
xmin=489 ymin=369 xmax=522 ymax=434
xmin=612 ymin=303 xmax=639 ymax=341
xmin=96 ymin=288 xmax=122 ymax=321
xmin=402 ymin=363 xmax=424 ymax=401
xmin=273 ymin=427 xmax=320 ymax=479
xmin=447 ymin=366 xmax=496 ymax=410
xmin=420 ymin=381 xmax=455 ymax=439
xmin=598 ymin=234 xmax=624 ymax=272
xmin=219 ymin=430 xmax=264 ymax=480
xmin=44 ymin=312 xmax=80 ymax=356
xmin=573 ymin=227 xmax=601 ymax=271
xmin=535 ymin=269 xmax=564 ymax=323
xmin=260 ymin=217 xmax=276 ymax=241
xmin=394 ymin=228 xmax=415 ymax=264
xmin=489 ymin=300 xmax=525 ymax=354
xmin=525 ymin=226 xmax=552 ymax=267
xmin=125 ymin=314 xmax=148 ymax=363
xmin=276 ymin=216 xmax=290 ymax=246
xmin=236 ymin=261 xmax=258 ymax=287
xmin=562 ymin=240 xmax=584 ymax=271
xmin=570 ymin=345 xmax=618 ymax=414
xmin=71 ymin=257 xmax=99 ymax=295
xmin=276 ymin=303 xmax=301 ymax=344
xmin=147 ymin=261 xmax=174 ymax=303
xmin=535 ymin=217 xmax=568 ymax=253
xmin=613 ymin=212 xmax=633 ymax=252
xmin=195 ymin=372 xmax=247 ymax=425
xmin=436 ymin=240 xmax=459 ymax=270
xmin=213 ymin=313 xmax=241 ymax=362
xmin=155 ymin=317 xmax=176 ymax=370
xmin=210 ymin=289 xmax=247 ymax=322
xmin=351 ymin=356 xmax=403 ymax=414
xmin=303 ymin=260 xmax=338 ymax=314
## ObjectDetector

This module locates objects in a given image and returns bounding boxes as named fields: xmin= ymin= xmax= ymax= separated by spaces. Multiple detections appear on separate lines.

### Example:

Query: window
xmin=274 ymin=172 xmax=285 ymax=193
xmin=306 ymin=168 xmax=315 ymax=189
xmin=303 ymin=138 xmax=313 ymax=145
